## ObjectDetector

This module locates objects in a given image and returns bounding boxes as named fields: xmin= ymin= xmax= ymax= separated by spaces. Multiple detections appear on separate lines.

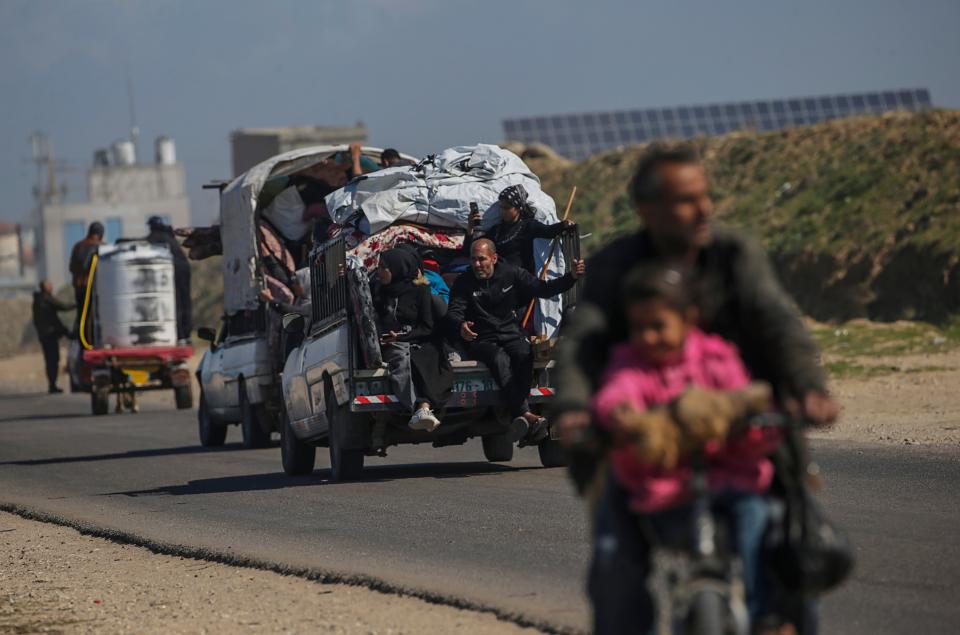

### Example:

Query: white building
xmin=37 ymin=137 xmax=191 ymax=290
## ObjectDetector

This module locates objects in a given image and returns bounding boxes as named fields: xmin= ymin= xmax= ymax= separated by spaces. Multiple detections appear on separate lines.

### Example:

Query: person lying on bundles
xmin=446 ymin=238 xmax=585 ymax=444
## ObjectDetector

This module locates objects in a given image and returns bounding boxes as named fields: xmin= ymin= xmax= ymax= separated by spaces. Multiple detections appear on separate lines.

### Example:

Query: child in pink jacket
xmin=590 ymin=264 xmax=781 ymax=624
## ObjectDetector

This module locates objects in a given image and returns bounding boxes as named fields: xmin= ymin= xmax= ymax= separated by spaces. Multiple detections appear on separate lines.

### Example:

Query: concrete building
xmin=230 ymin=123 xmax=368 ymax=176
xmin=36 ymin=137 xmax=191 ymax=290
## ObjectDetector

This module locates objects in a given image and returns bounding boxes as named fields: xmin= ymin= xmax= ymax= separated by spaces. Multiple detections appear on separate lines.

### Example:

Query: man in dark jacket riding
xmin=32 ymin=280 xmax=75 ymax=393
xmin=446 ymin=238 xmax=585 ymax=443
xmin=552 ymin=144 xmax=838 ymax=634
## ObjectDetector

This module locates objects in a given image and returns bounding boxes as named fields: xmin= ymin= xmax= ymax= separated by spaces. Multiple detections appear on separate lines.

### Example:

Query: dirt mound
xmin=537 ymin=110 xmax=960 ymax=323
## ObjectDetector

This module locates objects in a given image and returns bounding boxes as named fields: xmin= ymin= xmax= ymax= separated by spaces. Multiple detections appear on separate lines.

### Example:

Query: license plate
xmin=452 ymin=376 xmax=496 ymax=393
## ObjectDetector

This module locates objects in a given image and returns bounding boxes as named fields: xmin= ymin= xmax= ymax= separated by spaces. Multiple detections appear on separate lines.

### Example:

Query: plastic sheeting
xmin=326 ymin=144 xmax=567 ymax=336
xmin=220 ymin=145 xmax=409 ymax=315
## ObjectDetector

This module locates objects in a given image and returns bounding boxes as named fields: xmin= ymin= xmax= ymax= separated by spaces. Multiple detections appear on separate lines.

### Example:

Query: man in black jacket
xmin=447 ymin=238 xmax=585 ymax=442
xmin=553 ymin=145 xmax=837 ymax=634
xmin=32 ymin=280 xmax=75 ymax=393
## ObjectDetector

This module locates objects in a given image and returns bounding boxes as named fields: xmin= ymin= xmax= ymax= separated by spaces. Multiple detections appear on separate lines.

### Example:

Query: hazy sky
xmin=2 ymin=0 xmax=958 ymax=226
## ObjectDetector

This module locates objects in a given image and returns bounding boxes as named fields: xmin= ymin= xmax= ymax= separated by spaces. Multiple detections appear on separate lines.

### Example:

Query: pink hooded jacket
xmin=592 ymin=328 xmax=781 ymax=513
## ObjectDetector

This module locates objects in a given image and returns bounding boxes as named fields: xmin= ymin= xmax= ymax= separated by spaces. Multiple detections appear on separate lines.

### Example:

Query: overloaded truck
xmin=69 ymin=241 xmax=194 ymax=415
xmin=276 ymin=145 xmax=581 ymax=480
xmin=194 ymin=145 xmax=417 ymax=448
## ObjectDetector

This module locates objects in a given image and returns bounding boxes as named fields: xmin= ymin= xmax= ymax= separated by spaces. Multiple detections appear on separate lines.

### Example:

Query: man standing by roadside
xmin=68 ymin=221 xmax=103 ymax=319
xmin=447 ymin=238 xmax=585 ymax=443
xmin=552 ymin=145 xmax=838 ymax=633
xmin=32 ymin=280 xmax=74 ymax=393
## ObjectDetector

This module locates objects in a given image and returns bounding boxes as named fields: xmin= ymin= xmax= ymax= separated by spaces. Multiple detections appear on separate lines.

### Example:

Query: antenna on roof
xmin=126 ymin=67 xmax=140 ymax=163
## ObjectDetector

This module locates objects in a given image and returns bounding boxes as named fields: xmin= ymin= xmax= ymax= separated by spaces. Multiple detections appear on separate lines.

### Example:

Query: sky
xmin=1 ymin=0 xmax=958 ymax=227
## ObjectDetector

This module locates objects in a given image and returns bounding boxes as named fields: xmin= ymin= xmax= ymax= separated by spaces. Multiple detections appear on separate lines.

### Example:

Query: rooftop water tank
xmin=155 ymin=136 xmax=176 ymax=165
xmin=94 ymin=242 xmax=177 ymax=348
xmin=111 ymin=139 xmax=136 ymax=166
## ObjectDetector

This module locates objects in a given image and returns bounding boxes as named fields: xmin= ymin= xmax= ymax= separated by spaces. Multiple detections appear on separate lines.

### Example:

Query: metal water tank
xmin=155 ymin=136 xmax=176 ymax=164
xmin=111 ymin=139 xmax=136 ymax=166
xmin=95 ymin=242 xmax=178 ymax=347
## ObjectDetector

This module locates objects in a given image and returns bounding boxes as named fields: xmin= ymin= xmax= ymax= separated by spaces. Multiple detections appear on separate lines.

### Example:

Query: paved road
xmin=1 ymin=389 xmax=958 ymax=633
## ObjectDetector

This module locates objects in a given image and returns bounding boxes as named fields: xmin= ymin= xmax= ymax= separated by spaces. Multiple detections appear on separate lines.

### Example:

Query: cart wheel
xmin=91 ymin=388 xmax=109 ymax=416
xmin=327 ymin=382 xmax=363 ymax=481
xmin=175 ymin=383 xmax=193 ymax=410
xmin=240 ymin=381 xmax=270 ymax=449
xmin=198 ymin=391 xmax=227 ymax=447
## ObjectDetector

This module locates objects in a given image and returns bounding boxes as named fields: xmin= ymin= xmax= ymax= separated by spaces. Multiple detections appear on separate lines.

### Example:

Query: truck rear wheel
xmin=175 ymin=383 xmax=193 ymax=410
xmin=240 ymin=382 xmax=270 ymax=449
xmin=198 ymin=392 xmax=227 ymax=447
xmin=281 ymin=408 xmax=316 ymax=475
xmin=537 ymin=438 xmax=568 ymax=468
xmin=91 ymin=388 xmax=109 ymax=416
xmin=327 ymin=383 xmax=363 ymax=481
xmin=482 ymin=432 xmax=514 ymax=462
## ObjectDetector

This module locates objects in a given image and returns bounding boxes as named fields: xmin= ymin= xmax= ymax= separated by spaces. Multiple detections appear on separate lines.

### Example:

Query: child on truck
xmin=589 ymin=264 xmax=782 ymax=632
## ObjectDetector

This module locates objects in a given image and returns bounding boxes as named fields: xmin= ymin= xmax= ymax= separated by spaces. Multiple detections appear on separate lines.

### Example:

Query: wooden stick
xmin=521 ymin=186 xmax=577 ymax=329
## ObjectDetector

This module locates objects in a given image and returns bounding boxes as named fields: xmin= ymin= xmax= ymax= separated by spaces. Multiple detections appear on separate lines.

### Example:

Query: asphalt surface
xmin=1 ymin=388 xmax=958 ymax=634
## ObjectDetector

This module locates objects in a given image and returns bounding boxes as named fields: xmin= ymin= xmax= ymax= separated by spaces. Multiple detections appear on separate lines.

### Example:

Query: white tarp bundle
xmin=326 ymin=144 xmax=566 ymax=336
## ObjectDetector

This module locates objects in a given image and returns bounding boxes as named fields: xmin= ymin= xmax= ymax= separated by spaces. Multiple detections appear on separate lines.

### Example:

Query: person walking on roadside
xmin=32 ymin=280 xmax=75 ymax=393
xmin=446 ymin=238 xmax=585 ymax=444
xmin=552 ymin=144 xmax=839 ymax=634
xmin=68 ymin=221 xmax=103 ymax=325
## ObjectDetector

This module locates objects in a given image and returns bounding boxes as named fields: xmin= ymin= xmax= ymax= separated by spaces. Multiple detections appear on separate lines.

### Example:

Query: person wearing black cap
xmin=465 ymin=184 xmax=574 ymax=275
xmin=146 ymin=216 xmax=192 ymax=342
xmin=68 ymin=221 xmax=103 ymax=328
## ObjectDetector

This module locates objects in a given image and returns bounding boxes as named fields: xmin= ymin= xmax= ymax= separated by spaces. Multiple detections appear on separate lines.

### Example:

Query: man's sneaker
xmin=519 ymin=417 xmax=549 ymax=448
xmin=48 ymin=386 xmax=63 ymax=394
xmin=421 ymin=409 xmax=442 ymax=432
xmin=409 ymin=407 xmax=434 ymax=431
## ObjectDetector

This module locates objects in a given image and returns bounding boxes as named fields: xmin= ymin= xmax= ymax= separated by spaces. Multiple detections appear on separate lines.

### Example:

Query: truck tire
xmin=482 ymin=432 xmax=514 ymax=462
xmin=327 ymin=383 xmax=363 ymax=481
xmin=198 ymin=392 xmax=227 ymax=447
xmin=175 ymin=383 xmax=193 ymax=410
xmin=91 ymin=388 xmax=109 ymax=416
xmin=537 ymin=438 xmax=568 ymax=468
xmin=281 ymin=407 xmax=316 ymax=476
xmin=239 ymin=381 xmax=270 ymax=449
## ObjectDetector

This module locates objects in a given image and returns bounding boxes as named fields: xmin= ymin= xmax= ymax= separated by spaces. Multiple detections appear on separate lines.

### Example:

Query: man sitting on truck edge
xmin=446 ymin=238 xmax=585 ymax=444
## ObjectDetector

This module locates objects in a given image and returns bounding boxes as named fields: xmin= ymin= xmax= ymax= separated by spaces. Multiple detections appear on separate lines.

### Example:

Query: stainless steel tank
xmin=94 ymin=242 xmax=177 ymax=347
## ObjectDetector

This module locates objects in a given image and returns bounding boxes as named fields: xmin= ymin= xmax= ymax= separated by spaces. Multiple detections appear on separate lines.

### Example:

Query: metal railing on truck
xmin=310 ymin=235 xmax=348 ymax=333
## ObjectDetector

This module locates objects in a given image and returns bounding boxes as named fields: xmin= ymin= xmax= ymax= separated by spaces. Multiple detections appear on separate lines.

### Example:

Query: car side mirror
xmin=282 ymin=313 xmax=305 ymax=334
xmin=197 ymin=327 xmax=216 ymax=342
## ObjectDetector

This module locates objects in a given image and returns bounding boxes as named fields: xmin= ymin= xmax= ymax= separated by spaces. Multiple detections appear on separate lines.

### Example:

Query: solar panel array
xmin=503 ymin=89 xmax=932 ymax=161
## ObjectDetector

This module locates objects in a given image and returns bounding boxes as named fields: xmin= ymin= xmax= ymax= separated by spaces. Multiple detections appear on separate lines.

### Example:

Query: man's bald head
xmin=471 ymin=238 xmax=496 ymax=257
xmin=470 ymin=238 xmax=498 ymax=279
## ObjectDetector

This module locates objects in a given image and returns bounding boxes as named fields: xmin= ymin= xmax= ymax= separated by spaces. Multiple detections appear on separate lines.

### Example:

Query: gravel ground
xmin=0 ymin=511 xmax=541 ymax=635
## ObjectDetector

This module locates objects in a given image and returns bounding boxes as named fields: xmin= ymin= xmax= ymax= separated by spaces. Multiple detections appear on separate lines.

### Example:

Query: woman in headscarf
xmin=465 ymin=184 xmax=575 ymax=275
xmin=375 ymin=248 xmax=453 ymax=431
